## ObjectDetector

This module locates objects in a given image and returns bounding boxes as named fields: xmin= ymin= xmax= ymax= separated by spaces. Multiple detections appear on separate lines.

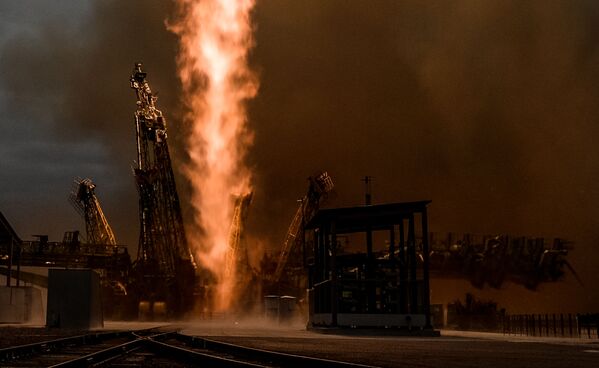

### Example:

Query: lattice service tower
xmin=130 ymin=63 xmax=195 ymax=318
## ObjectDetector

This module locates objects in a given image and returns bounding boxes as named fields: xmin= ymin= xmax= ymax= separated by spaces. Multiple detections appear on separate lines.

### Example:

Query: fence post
xmin=540 ymin=314 xmax=543 ymax=336
xmin=552 ymin=314 xmax=556 ymax=337
xmin=568 ymin=313 xmax=573 ymax=337
xmin=586 ymin=314 xmax=591 ymax=339
xmin=560 ymin=314 xmax=564 ymax=337
xmin=519 ymin=315 xmax=522 ymax=336
xmin=545 ymin=314 xmax=549 ymax=336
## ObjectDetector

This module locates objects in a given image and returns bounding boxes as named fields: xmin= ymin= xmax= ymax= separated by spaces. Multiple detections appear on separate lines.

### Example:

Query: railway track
xmin=0 ymin=328 xmax=378 ymax=367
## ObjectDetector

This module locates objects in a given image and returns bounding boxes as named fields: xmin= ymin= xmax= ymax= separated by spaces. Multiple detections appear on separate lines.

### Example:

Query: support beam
xmin=330 ymin=222 xmax=337 ymax=326
xmin=399 ymin=218 xmax=407 ymax=314
xmin=366 ymin=226 xmax=375 ymax=312
xmin=408 ymin=214 xmax=417 ymax=314
xmin=421 ymin=209 xmax=431 ymax=328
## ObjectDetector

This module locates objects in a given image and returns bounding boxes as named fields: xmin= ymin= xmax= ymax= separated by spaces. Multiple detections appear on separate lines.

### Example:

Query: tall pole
xmin=6 ymin=238 xmax=13 ymax=287
xmin=421 ymin=207 xmax=431 ymax=328
xmin=16 ymin=241 xmax=21 ymax=287
xmin=362 ymin=176 xmax=373 ymax=205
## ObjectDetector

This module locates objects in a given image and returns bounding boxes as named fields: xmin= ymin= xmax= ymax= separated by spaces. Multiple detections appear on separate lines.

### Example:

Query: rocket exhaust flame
xmin=169 ymin=0 xmax=258 ymax=311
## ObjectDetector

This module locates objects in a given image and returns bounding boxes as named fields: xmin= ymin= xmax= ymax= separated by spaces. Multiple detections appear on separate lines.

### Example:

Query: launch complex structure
xmin=0 ymin=64 xmax=578 ymax=323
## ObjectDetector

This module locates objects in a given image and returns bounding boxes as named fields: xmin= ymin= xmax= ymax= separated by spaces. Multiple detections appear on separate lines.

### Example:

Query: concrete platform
xmin=309 ymin=326 xmax=440 ymax=337
xmin=173 ymin=319 xmax=599 ymax=368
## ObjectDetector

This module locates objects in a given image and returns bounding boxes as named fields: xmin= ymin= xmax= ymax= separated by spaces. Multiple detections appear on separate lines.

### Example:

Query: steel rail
xmin=0 ymin=326 xmax=164 ymax=365
xmin=0 ymin=330 xmax=131 ymax=363
xmin=46 ymin=330 xmax=176 ymax=367
xmin=2 ymin=328 xmax=380 ymax=367
xmin=48 ymin=338 xmax=145 ymax=368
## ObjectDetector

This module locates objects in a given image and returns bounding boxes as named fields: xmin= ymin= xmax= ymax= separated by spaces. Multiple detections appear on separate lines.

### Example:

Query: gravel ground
xmin=0 ymin=326 xmax=89 ymax=348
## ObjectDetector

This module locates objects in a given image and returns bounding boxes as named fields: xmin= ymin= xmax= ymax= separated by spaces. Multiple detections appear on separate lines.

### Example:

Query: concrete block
xmin=46 ymin=269 xmax=103 ymax=329
xmin=0 ymin=286 xmax=44 ymax=324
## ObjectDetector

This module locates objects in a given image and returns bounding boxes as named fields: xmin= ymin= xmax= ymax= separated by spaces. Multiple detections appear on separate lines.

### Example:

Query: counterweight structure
xmin=130 ymin=63 xmax=195 ymax=317
xmin=70 ymin=178 xmax=116 ymax=246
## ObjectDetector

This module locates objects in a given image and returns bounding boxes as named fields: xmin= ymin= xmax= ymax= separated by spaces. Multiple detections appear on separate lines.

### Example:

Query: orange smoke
xmin=169 ymin=0 xmax=258 ymax=311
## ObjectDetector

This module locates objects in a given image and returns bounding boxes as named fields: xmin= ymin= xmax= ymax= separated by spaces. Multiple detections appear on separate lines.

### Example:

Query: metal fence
xmin=501 ymin=313 xmax=599 ymax=339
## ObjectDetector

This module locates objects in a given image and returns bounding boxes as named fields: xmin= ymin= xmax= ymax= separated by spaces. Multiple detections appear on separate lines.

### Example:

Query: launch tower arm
xmin=70 ymin=178 xmax=116 ymax=245
xmin=224 ymin=192 xmax=253 ymax=280
xmin=273 ymin=172 xmax=334 ymax=283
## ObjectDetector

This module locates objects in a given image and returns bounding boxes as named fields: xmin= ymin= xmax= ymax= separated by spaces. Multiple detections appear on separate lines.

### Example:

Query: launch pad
xmin=0 ymin=64 xmax=578 ymax=328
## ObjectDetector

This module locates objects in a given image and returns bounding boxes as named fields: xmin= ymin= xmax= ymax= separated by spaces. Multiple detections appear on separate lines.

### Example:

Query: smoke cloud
xmin=1 ymin=0 xmax=598 ymax=312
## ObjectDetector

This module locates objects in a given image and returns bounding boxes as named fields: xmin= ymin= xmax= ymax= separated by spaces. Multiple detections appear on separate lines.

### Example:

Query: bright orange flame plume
xmin=170 ymin=0 xmax=258 ymax=311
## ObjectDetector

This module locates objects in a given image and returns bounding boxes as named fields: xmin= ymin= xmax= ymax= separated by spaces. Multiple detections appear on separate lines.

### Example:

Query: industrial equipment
xmin=427 ymin=233 xmax=578 ymax=290
xmin=70 ymin=178 xmax=117 ymax=246
xmin=273 ymin=172 xmax=333 ymax=284
xmin=224 ymin=192 xmax=253 ymax=284
xmin=224 ymin=192 xmax=259 ymax=312
xmin=129 ymin=63 xmax=196 ymax=318
xmin=305 ymin=201 xmax=435 ymax=329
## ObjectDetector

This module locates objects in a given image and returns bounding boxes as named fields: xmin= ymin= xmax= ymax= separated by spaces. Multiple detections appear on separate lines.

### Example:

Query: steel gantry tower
xmin=130 ymin=63 xmax=195 ymax=318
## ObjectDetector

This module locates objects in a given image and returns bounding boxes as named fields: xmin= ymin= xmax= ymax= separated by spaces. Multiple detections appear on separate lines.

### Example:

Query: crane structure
xmin=273 ymin=172 xmax=334 ymax=284
xmin=130 ymin=63 xmax=195 ymax=318
xmin=224 ymin=192 xmax=253 ymax=283
xmin=70 ymin=178 xmax=116 ymax=246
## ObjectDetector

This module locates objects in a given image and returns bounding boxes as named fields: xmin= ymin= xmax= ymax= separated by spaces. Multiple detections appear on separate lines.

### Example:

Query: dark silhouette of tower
xmin=130 ymin=63 xmax=195 ymax=318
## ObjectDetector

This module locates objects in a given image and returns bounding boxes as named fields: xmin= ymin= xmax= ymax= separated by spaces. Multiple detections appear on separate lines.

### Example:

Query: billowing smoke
xmin=168 ymin=0 xmax=258 ymax=311
xmin=1 ymin=1 xmax=599 ymax=312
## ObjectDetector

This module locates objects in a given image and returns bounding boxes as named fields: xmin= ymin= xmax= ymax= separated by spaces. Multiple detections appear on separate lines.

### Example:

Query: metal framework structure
xmin=427 ymin=232 xmax=576 ymax=290
xmin=224 ymin=192 xmax=253 ymax=282
xmin=305 ymin=201 xmax=434 ymax=329
xmin=70 ymin=178 xmax=117 ymax=245
xmin=130 ymin=63 xmax=195 ymax=316
xmin=273 ymin=172 xmax=334 ymax=283
xmin=1 ymin=210 xmax=130 ymax=291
